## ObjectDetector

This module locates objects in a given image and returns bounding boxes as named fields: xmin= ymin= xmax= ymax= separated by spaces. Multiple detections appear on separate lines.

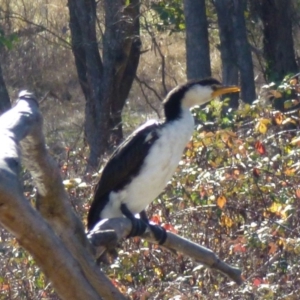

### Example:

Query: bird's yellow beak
xmin=212 ymin=86 xmax=240 ymax=98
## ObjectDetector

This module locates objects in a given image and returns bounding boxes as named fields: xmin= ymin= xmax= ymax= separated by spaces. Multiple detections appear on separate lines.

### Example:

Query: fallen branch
xmin=88 ymin=218 xmax=243 ymax=285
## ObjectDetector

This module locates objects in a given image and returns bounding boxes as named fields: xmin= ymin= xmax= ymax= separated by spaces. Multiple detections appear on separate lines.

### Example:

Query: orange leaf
xmin=268 ymin=242 xmax=277 ymax=255
xmin=186 ymin=141 xmax=193 ymax=149
xmin=290 ymin=78 xmax=298 ymax=85
xmin=233 ymin=243 xmax=246 ymax=253
xmin=0 ymin=284 xmax=10 ymax=291
xmin=233 ymin=169 xmax=240 ymax=177
xmin=274 ymin=112 xmax=283 ymax=125
xmin=284 ymin=168 xmax=295 ymax=176
xmin=255 ymin=141 xmax=266 ymax=155
xmin=217 ymin=196 xmax=227 ymax=209
xmin=296 ymin=189 xmax=300 ymax=199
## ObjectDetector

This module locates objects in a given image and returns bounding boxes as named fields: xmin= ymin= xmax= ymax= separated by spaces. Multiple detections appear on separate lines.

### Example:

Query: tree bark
xmin=183 ymin=0 xmax=211 ymax=80
xmin=68 ymin=0 xmax=140 ymax=168
xmin=105 ymin=0 xmax=141 ymax=144
xmin=215 ymin=0 xmax=256 ymax=105
xmin=231 ymin=0 xmax=256 ymax=104
xmin=0 ymin=92 xmax=125 ymax=299
xmin=214 ymin=0 xmax=239 ymax=108
xmin=250 ymin=0 xmax=298 ymax=82
xmin=0 ymin=61 xmax=10 ymax=114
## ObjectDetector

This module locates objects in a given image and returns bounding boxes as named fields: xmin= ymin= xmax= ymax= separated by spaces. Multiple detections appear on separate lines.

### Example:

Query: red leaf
xmin=163 ymin=223 xmax=178 ymax=233
xmin=253 ymin=168 xmax=260 ymax=178
xmin=255 ymin=141 xmax=266 ymax=155
xmin=150 ymin=215 xmax=161 ymax=224
xmin=253 ymin=278 xmax=262 ymax=287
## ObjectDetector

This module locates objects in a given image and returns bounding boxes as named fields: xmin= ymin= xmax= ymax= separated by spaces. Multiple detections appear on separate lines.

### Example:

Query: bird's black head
xmin=163 ymin=78 xmax=240 ymax=121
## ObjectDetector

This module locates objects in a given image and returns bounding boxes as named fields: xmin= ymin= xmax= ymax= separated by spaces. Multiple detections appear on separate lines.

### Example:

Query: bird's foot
xmin=149 ymin=224 xmax=167 ymax=245
xmin=127 ymin=218 xmax=148 ymax=238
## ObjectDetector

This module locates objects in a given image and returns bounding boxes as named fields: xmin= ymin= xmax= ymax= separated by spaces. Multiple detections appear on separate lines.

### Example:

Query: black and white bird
xmin=87 ymin=78 xmax=240 ymax=243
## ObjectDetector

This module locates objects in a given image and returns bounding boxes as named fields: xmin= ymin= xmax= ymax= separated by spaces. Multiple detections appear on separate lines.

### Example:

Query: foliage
xmin=0 ymin=31 xmax=18 ymax=50
xmin=0 ymin=0 xmax=300 ymax=298
xmin=150 ymin=0 xmax=185 ymax=33
xmin=102 ymin=77 xmax=300 ymax=299
xmin=2 ymin=76 xmax=300 ymax=298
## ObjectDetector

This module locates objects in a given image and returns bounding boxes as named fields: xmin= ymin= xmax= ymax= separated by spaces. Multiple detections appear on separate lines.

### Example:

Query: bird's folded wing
xmin=88 ymin=121 xmax=162 ymax=227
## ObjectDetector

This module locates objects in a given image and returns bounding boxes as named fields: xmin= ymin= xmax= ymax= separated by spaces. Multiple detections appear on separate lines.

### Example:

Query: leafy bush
xmin=2 ymin=77 xmax=300 ymax=299
xmin=114 ymin=77 xmax=300 ymax=299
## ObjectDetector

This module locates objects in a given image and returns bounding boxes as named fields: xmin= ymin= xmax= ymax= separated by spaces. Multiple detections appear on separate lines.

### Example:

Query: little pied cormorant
xmin=87 ymin=78 xmax=240 ymax=243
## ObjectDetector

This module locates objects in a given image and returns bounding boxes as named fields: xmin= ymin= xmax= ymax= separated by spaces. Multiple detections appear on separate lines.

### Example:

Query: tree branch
xmin=88 ymin=218 xmax=243 ymax=286
xmin=0 ymin=92 xmax=125 ymax=300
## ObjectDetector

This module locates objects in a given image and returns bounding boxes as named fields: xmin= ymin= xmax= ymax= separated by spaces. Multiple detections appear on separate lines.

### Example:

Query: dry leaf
xmin=217 ymin=195 xmax=227 ymax=209
xmin=255 ymin=141 xmax=266 ymax=155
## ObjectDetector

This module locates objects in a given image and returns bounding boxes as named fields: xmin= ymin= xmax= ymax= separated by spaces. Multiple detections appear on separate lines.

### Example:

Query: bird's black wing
xmin=87 ymin=121 xmax=162 ymax=230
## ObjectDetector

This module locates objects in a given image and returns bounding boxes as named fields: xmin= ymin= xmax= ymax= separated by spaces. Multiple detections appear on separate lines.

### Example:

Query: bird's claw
xmin=127 ymin=218 xmax=148 ymax=238
xmin=149 ymin=224 xmax=167 ymax=245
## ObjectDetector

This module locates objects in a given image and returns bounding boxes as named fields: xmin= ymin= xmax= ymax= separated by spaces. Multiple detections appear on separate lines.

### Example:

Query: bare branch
xmin=88 ymin=218 xmax=243 ymax=286
xmin=142 ymin=16 xmax=168 ymax=94
xmin=135 ymin=74 xmax=163 ymax=102
xmin=135 ymin=75 xmax=161 ymax=118
xmin=0 ymin=9 xmax=71 ymax=48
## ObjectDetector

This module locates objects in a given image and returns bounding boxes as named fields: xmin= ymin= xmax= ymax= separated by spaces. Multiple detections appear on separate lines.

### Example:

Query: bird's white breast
xmin=101 ymin=108 xmax=194 ymax=218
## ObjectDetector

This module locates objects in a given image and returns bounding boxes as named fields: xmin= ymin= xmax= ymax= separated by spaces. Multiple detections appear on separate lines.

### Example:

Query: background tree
xmin=230 ymin=0 xmax=256 ymax=104
xmin=214 ymin=0 xmax=239 ymax=107
xmin=214 ymin=0 xmax=256 ymax=106
xmin=67 ymin=0 xmax=141 ymax=168
xmin=183 ymin=0 xmax=211 ymax=79
xmin=1 ymin=0 xmax=300 ymax=298
xmin=0 ymin=29 xmax=11 ymax=114
xmin=249 ymin=0 xmax=298 ymax=82
xmin=0 ymin=62 xmax=10 ymax=113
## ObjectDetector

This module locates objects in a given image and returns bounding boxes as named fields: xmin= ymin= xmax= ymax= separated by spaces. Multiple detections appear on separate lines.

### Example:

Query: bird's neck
xmin=164 ymin=107 xmax=194 ymax=134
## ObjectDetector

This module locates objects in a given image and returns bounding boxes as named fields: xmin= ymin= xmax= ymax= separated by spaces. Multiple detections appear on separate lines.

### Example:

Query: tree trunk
xmin=0 ymin=61 xmax=10 ymax=114
xmin=231 ymin=0 xmax=256 ymax=104
xmin=183 ymin=0 xmax=211 ymax=80
xmin=251 ymin=0 xmax=298 ymax=82
xmin=105 ymin=0 xmax=141 ymax=145
xmin=68 ymin=0 xmax=140 ymax=169
xmin=214 ymin=0 xmax=239 ymax=108
xmin=215 ymin=0 xmax=256 ymax=105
